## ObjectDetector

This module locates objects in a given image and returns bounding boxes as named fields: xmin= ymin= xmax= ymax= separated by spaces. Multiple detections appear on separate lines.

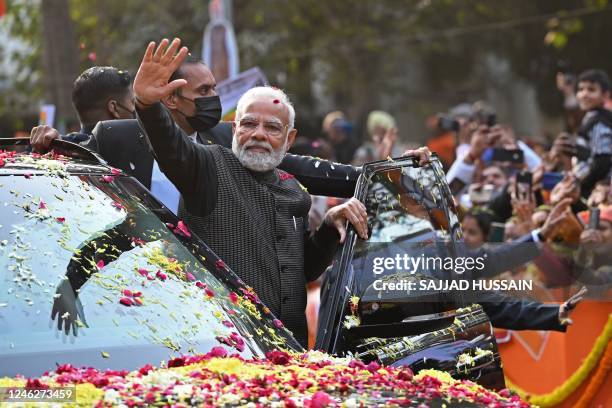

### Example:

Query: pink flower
xmin=132 ymin=291 xmax=142 ymax=298
xmin=25 ymin=378 xmax=49 ymax=389
xmin=56 ymin=217 xmax=65 ymax=223
xmin=278 ymin=170 xmax=295 ymax=181
xmin=100 ymin=175 xmax=114 ymax=183
xmin=88 ymin=52 xmax=97 ymax=62
xmin=215 ymin=259 xmax=227 ymax=270
xmin=209 ymin=346 xmax=228 ymax=358
xmin=131 ymin=237 xmax=145 ymax=246
xmin=310 ymin=391 xmax=332 ymax=408
xmin=96 ymin=260 xmax=105 ymax=270
xmin=174 ymin=220 xmax=191 ymax=238
xmin=38 ymin=200 xmax=47 ymax=209
xmin=138 ymin=364 xmax=153 ymax=376
xmin=144 ymin=392 xmax=156 ymax=404
xmin=185 ymin=272 xmax=196 ymax=282
xmin=155 ymin=270 xmax=167 ymax=281
xmin=366 ymin=361 xmax=380 ymax=372
xmin=137 ymin=268 xmax=149 ymax=278
xmin=195 ymin=281 xmax=206 ymax=289
xmin=222 ymin=320 xmax=234 ymax=328
xmin=122 ymin=289 xmax=133 ymax=297
xmin=229 ymin=292 xmax=239 ymax=304
xmin=111 ymin=168 xmax=121 ymax=175
xmin=265 ymin=350 xmax=290 ymax=365
xmin=111 ymin=201 xmax=122 ymax=210
xmin=119 ymin=297 xmax=133 ymax=306
xmin=167 ymin=357 xmax=185 ymax=367
xmin=273 ymin=319 xmax=284 ymax=329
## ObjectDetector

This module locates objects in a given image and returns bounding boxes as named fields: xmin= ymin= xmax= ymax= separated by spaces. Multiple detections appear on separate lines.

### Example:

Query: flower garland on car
xmin=0 ymin=349 xmax=530 ymax=407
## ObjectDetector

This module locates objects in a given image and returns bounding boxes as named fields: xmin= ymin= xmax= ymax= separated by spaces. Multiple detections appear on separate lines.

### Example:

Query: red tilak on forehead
xmin=273 ymin=99 xmax=280 ymax=104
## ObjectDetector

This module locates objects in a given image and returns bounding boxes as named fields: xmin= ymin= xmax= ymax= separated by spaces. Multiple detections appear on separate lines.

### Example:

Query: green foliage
xmin=0 ymin=0 xmax=611 ymax=135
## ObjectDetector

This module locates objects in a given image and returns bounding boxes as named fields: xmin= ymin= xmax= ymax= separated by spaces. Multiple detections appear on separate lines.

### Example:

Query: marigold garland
xmin=574 ymin=340 xmax=612 ymax=408
xmin=505 ymin=314 xmax=612 ymax=407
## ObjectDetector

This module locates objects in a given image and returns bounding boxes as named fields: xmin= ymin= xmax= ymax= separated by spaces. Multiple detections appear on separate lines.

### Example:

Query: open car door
xmin=316 ymin=155 xmax=505 ymax=390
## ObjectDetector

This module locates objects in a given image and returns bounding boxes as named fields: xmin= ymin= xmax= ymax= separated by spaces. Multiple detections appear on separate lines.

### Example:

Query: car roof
xmin=0 ymin=138 xmax=112 ymax=175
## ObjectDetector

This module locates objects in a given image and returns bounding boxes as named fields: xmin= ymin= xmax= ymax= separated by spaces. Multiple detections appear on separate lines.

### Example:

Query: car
xmin=0 ymin=139 xmax=521 ymax=407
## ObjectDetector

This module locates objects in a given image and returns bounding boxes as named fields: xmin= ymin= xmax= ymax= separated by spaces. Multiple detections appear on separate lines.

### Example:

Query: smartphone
xmin=449 ymin=178 xmax=466 ymax=196
xmin=575 ymin=144 xmax=591 ymax=161
xmin=488 ymin=222 xmax=506 ymax=243
xmin=486 ymin=113 xmax=497 ymax=127
xmin=490 ymin=148 xmax=524 ymax=164
xmin=588 ymin=208 xmax=600 ymax=230
xmin=438 ymin=115 xmax=460 ymax=132
xmin=515 ymin=171 xmax=533 ymax=201
xmin=542 ymin=172 xmax=564 ymax=191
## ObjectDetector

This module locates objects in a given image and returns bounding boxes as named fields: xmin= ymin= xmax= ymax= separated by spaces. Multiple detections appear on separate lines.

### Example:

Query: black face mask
xmin=178 ymin=94 xmax=222 ymax=132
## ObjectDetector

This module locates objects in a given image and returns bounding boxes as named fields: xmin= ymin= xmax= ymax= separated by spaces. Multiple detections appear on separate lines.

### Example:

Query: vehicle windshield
xmin=0 ymin=159 xmax=298 ymax=377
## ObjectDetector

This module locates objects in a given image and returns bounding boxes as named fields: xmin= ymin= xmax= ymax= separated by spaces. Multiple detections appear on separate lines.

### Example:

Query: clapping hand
xmin=133 ymin=38 xmax=190 ymax=107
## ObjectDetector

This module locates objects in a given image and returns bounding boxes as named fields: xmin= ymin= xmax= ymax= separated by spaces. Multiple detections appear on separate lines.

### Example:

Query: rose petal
xmin=185 ymin=272 xmax=196 ymax=282
xmin=56 ymin=217 xmax=65 ymax=223
xmin=96 ymin=260 xmax=105 ymax=270
xmin=100 ymin=175 xmax=114 ymax=183
xmin=174 ymin=220 xmax=191 ymax=238
xmin=119 ymin=297 xmax=133 ymax=306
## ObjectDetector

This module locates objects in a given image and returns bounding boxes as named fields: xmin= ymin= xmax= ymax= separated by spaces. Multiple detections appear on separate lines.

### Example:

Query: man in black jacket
xmin=133 ymin=38 xmax=372 ymax=346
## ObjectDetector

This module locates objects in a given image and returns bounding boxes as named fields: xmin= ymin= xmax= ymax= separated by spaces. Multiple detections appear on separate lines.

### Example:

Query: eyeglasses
xmin=236 ymin=118 xmax=287 ymax=138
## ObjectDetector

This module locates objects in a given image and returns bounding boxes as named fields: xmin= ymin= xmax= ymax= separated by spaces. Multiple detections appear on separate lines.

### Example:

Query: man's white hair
xmin=235 ymin=86 xmax=295 ymax=130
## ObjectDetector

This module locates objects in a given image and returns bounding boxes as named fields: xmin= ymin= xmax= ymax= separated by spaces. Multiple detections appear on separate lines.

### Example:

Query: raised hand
xmin=540 ymin=197 xmax=574 ymax=240
xmin=558 ymin=286 xmax=587 ymax=326
xmin=133 ymin=38 xmax=190 ymax=107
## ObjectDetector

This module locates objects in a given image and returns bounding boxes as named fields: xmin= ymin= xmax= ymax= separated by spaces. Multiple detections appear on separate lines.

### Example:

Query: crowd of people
xmin=28 ymin=37 xmax=609 ymax=349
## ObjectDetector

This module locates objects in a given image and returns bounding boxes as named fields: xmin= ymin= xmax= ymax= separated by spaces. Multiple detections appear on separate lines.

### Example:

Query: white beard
xmin=232 ymin=136 xmax=287 ymax=172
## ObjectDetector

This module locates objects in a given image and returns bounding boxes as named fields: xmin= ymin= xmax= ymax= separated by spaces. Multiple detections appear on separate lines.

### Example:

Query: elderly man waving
xmin=133 ymin=38 xmax=368 ymax=346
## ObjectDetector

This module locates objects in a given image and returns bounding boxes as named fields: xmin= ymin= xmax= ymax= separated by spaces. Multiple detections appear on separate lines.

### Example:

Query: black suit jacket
xmin=82 ymin=118 xmax=360 ymax=197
